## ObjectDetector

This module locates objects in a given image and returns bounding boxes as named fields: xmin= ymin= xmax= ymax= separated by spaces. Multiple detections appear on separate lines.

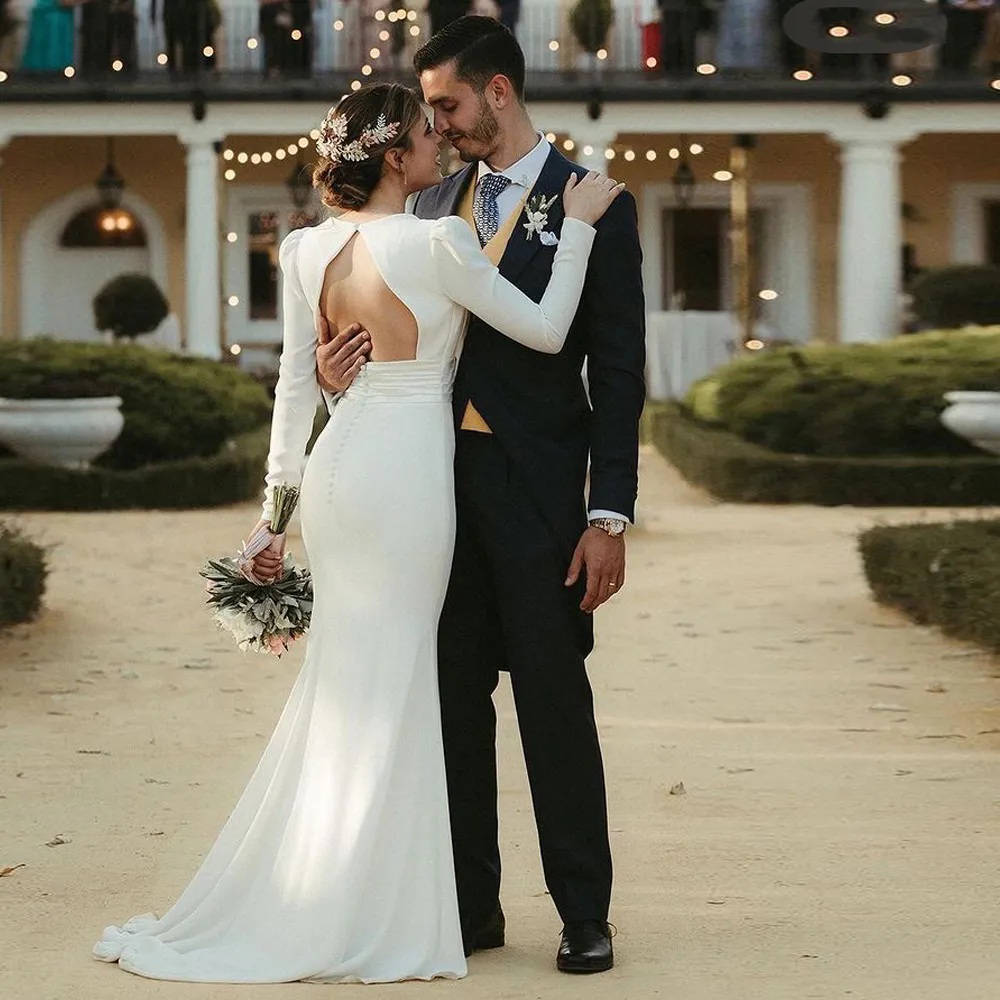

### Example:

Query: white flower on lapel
xmin=523 ymin=193 xmax=559 ymax=243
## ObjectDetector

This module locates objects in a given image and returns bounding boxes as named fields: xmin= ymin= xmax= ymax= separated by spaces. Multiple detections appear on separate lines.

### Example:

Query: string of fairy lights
xmin=221 ymin=132 xmax=743 ymax=184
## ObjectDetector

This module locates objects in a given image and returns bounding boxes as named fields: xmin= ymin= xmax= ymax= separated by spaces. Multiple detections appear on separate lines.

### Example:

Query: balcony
xmin=1 ymin=1 xmax=1000 ymax=105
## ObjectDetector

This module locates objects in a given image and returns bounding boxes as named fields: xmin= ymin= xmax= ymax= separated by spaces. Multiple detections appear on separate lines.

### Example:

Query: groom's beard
xmin=451 ymin=99 xmax=501 ymax=163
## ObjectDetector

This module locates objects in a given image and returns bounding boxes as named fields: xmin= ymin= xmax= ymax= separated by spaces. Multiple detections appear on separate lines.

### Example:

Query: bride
xmin=92 ymin=81 xmax=623 ymax=985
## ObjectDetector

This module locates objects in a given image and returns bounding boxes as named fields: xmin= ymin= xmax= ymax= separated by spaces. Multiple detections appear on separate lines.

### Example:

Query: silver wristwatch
xmin=590 ymin=517 xmax=627 ymax=538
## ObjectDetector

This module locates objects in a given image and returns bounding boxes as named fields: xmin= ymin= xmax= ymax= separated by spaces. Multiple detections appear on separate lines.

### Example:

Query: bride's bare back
xmin=318 ymin=232 xmax=419 ymax=363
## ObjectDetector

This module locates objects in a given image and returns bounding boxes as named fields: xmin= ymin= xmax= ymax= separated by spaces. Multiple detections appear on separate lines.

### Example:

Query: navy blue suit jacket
xmin=414 ymin=147 xmax=646 ymax=556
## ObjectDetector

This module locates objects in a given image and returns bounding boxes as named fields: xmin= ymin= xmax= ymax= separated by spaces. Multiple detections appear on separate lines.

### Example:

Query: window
xmin=60 ymin=205 xmax=147 ymax=248
xmin=247 ymin=211 xmax=279 ymax=320
xmin=661 ymin=207 xmax=764 ymax=311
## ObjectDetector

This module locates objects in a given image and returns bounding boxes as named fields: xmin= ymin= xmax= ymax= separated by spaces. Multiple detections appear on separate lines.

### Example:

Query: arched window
xmin=60 ymin=206 xmax=148 ymax=248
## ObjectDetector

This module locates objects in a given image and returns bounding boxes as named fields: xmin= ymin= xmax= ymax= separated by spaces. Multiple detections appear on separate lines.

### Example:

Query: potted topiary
xmin=0 ymin=372 xmax=124 ymax=469
xmin=940 ymin=390 xmax=1000 ymax=456
xmin=570 ymin=0 xmax=613 ymax=70
xmin=93 ymin=272 xmax=170 ymax=342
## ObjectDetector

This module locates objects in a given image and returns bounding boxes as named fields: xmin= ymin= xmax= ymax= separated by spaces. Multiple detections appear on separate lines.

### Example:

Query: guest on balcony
xmin=20 ymin=0 xmax=75 ymax=71
xmin=658 ymin=0 xmax=702 ymax=75
xmin=940 ymin=0 xmax=995 ymax=75
xmin=81 ymin=0 xmax=137 ymax=76
xmin=260 ymin=0 xmax=313 ymax=77
xmin=817 ymin=6 xmax=888 ymax=77
xmin=774 ymin=0 xmax=808 ymax=71
xmin=0 ymin=0 xmax=23 ymax=69
xmin=715 ymin=0 xmax=777 ymax=69
xmin=151 ymin=0 xmax=219 ymax=75
xmin=428 ymin=0 xmax=470 ymax=37
xmin=496 ymin=0 xmax=519 ymax=31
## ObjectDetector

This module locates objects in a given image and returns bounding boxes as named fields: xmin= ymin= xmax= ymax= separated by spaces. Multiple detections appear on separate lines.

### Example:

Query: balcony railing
xmin=1 ymin=1 xmax=999 ymax=100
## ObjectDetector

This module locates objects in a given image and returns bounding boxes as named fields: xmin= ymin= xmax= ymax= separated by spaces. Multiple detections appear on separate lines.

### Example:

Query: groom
xmin=316 ymin=16 xmax=645 ymax=973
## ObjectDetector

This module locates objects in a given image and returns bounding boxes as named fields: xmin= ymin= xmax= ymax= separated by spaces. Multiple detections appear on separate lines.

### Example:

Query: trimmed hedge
xmin=686 ymin=327 xmax=1000 ymax=458
xmin=0 ymin=522 xmax=48 ymax=628
xmin=0 ymin=340 xmax=271 ymax=469
xmin=859 ymin=519 xmax=1000 ymax=652
xmin=653 ymin=402 xmax=1000 ymax=506
xmin=0 ymin=426 xmax=270 ymax=511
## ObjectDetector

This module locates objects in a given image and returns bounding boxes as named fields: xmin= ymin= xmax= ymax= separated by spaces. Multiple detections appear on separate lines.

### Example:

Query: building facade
xmin=2 ymin=0 xmax=1000 ymax=383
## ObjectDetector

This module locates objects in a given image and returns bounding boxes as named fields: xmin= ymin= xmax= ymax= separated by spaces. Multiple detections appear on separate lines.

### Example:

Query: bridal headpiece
xmin=316 ymin=107 xmax=401 ymax=166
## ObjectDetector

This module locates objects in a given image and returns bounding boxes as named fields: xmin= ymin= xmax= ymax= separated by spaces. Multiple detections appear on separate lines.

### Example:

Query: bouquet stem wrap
xmin=238 ymin=485 xmax=300 ymax=585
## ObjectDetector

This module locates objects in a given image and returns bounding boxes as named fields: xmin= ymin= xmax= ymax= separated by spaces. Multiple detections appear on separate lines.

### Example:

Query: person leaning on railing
xmin=657 ymin=0 xmax=703 ymax=75
xmin=940 ymin=0 xmax=996 ymax=75
xmin=151 ymin=0 xmax=220 ymax=75
xmin=80 ymin=0 xmax=137 ymax=77
xmin=259 ymin=0 xmax=313 ymax=78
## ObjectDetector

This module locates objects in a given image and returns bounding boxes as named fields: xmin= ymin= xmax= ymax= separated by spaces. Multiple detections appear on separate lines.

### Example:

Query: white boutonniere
xmin=523 ymin=193 xmax=560 ymax=245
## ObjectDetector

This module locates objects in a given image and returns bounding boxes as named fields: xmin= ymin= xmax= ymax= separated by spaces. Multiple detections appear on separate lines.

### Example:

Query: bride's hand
xmin=562 ymin=171 xmax=626 ymax=227
xmin=245 ymin=519 xmax=286 ymax=583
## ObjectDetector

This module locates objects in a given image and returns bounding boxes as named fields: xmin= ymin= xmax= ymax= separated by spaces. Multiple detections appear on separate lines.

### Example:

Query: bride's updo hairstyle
xmin=313 ymin=83 xmax=424 ymax=211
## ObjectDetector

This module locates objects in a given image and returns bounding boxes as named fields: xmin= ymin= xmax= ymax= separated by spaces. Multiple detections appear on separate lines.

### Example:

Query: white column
xmin=181 ymin=133 xmax=224 ymax=358
xmin=834 ymin=133 xmax=912 ymax=343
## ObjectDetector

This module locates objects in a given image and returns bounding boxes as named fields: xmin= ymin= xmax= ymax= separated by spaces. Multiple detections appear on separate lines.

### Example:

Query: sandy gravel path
xmin=3 ymin=447 xmax=1000 ymax=1000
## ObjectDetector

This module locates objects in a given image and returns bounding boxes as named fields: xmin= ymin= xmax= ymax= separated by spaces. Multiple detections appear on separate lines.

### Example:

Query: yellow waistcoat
xmin=454 ymin=178 xmax=529 ymax=434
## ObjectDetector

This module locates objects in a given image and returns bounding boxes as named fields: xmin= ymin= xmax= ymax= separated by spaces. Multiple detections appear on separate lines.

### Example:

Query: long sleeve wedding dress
xmin=92 ymin=212 xmax=595 ymax=984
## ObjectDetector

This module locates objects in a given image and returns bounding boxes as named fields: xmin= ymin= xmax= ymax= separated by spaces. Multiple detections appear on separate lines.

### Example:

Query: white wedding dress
xmin=92 ymin=212 xmax=596 ymax=984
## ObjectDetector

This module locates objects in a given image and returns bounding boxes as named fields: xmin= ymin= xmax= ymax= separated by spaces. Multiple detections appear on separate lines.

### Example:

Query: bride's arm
xmin=260 ymin=229 xmax=320 ymax=522
xmin=429 ymin=214 xmax=596 ymax=355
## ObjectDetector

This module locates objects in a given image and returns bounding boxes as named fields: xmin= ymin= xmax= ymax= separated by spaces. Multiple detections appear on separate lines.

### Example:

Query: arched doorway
xmin=20 ymin=188 xmax=168 ymax=342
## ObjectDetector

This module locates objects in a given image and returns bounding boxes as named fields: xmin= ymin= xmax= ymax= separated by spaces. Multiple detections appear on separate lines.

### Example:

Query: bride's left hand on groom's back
xmin=316 ymin=318 xmax=370 ymax=393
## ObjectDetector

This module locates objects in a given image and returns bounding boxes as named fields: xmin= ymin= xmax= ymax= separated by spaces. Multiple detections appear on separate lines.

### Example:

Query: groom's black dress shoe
xmin=464 ymin=905 xmax=505 ymax=957
xmin=557 ymin=920 xmax=614 ymax=973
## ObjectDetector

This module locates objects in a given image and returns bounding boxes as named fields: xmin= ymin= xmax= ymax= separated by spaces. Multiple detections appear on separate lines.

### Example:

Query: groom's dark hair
xmin=414 ymin=16 xmax=526 ymax=102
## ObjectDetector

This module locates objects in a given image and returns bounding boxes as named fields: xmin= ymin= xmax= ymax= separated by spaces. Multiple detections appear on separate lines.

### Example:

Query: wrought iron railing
xmin=1 ymin=1 xmax=998 ymax=91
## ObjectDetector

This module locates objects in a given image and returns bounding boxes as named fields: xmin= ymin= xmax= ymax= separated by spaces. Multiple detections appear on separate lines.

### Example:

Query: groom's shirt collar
xmin=477 ymin=132 xmax=550 ymax=194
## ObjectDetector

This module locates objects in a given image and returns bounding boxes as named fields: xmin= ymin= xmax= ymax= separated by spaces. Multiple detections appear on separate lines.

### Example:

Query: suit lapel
xmin=498 ymin=147 xmax=572 ymax=286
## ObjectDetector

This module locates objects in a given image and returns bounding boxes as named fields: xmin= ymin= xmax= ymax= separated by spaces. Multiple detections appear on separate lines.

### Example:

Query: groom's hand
xmin=315 ymin=318 xmax=371 ymax=393
xmin=565 ymin=527 xmax=626 ymax=614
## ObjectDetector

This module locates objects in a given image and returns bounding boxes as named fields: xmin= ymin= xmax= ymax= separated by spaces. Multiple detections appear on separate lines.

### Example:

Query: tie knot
xmin=478 ymin=173 xmax=512 ymax=201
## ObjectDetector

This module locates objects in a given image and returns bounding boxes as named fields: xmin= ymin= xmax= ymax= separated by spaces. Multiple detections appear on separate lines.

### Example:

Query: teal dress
xmin=21 ymin=0 xmax=75 ymax=71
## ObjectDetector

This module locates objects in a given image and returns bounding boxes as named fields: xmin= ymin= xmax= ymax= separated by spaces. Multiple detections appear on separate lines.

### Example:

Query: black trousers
xmin=437 ymin=430 xmax=612 ymax=939
xmin=941 ymin=8 xmax=989 ymax=74
xmin=659 ymin=6 xmax=700 ymax=74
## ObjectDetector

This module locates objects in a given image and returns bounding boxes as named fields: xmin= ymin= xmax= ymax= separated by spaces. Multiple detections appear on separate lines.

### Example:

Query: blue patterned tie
xmin=472 ymin=173 xmax=512 ymax=247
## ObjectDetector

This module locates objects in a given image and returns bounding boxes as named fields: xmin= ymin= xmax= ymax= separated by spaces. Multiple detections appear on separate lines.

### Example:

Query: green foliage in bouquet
xmin=859 ymin=518 xmax=1000 ymax=653
xmin=570 ymin=0 xmax=614 ymax=53
xmin=201 ymin=555 xmax=313 ymax=656
xmin=682 ymin=327 xmax=1000 ymax=458
xmin=908 ymin=265 xmax=1000 ymax=330
xmin=0 ymin=340 xmax=271 ymax=469
xmin=0 ymin=521 xmax=48 ymax=629
xmin=93 ymin=273 xmax=170 ymax=341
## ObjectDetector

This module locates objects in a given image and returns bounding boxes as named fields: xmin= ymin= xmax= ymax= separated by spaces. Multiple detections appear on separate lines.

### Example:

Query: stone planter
xmin=0 ymin=396 xmax=125 ymax=469
xmin=940 ymin=391 xmax=1000 ymax=456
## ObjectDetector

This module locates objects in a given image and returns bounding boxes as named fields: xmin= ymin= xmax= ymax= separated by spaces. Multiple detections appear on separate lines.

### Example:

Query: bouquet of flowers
xmin=199 ymin=485 xmax=313 ymax=657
